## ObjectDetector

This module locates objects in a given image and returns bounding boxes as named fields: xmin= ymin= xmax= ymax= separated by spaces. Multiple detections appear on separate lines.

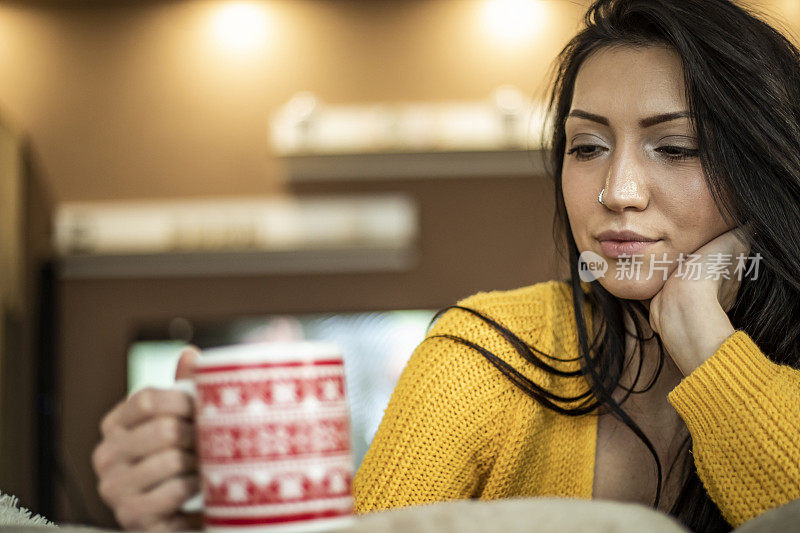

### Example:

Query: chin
xmin=596 ymin=277 xmax=664 ymax=301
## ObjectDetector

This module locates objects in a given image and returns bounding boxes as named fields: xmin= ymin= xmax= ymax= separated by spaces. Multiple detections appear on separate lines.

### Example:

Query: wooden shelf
xmin=282 ymin=148 xmax=548 ymax=182
xmin=58 ymin=245 xmax=418 ymax=279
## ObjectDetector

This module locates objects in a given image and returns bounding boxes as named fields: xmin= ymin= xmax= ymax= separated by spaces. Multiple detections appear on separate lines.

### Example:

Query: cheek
xmin=562 ymin=171 xmax=594 ymax=247
xmin=659 ymin=176 xmax=730 ymax=249
xmin=562 ymin=168 xmax=582 ymax=218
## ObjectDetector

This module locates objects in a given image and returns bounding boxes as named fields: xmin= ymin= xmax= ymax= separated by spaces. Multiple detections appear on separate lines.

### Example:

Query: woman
xmin=353 ymin=0 xmax=800 ymax=532
xmin=91 ymin=0 xmax=800 ymax=532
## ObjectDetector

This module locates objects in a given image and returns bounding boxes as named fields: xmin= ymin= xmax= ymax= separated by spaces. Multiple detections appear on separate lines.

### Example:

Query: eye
xmin=566 ymin=144 xmax=605 ymax=161
xmin=656 ymin=146 xmax=700 ymax=161
xmin=566 ymin=144 xmax=699 ymax=162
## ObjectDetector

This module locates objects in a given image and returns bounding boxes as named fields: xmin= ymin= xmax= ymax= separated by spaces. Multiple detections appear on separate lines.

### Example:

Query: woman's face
xmin=562 ymin=44 xmax=735 ymax=301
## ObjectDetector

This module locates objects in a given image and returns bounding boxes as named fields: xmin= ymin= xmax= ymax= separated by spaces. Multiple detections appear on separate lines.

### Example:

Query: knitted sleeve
xmin=667 ymin=330 xmax=800 ymax=527
xmin=351 ymin=303 xmax=513 ymax=515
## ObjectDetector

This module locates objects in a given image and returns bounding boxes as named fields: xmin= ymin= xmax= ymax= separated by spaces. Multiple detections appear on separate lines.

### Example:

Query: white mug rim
xmin=197 ymin=340 xmax=343 ymax=366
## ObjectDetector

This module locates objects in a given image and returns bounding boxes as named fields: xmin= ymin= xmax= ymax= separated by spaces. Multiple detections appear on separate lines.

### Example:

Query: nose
xmin=601 ymin=149 xmax=650 ymax=211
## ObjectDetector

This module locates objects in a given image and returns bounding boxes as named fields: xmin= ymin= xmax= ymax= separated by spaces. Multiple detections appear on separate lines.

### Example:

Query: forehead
xmin=570 ymin=45 xmax=688 ymax=119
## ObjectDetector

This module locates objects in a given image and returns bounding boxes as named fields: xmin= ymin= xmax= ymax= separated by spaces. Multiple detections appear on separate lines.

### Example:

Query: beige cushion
xmin=8 ymin=496 xmax=800 ymax=532
xmin=735 ymin=497 xmax=800 ymax=533
xmin=347 ymin=497 xmax=688 ymax=533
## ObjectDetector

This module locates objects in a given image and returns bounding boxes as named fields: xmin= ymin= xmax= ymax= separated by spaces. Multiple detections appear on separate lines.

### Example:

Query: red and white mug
xmin=174 ymin=341 xmax=355 ymax=532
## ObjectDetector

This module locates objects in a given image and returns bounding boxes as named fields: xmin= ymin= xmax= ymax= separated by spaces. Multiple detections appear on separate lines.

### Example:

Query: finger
xmin=104 ymin=388 xmax=194 ymax=435
xmin=99 ymin=398 xmax=132 ymax=438
xmin=97 ymin=416 xmax=195 ymax=473
xmin=114 ymin=448 xmax=198 ymax=498
xmin=123 ymin=475 xmax=200 ymax=529
xmin=175 ymin=347 xmax=200 ymax=381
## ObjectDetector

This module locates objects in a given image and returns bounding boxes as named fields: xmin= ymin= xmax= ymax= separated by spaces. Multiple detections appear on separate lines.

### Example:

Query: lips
xmin=599 ymin=240 xmax=659 ymax=258
xmin=596 ymin=230 xmax=658 ymax=242
xmin=596 ymin=229 xmax=660 ymax=259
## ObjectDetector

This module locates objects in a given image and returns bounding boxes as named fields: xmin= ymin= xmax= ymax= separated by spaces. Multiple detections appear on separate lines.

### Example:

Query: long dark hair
xmin=425 ymin=1 xmax=800 ymax=532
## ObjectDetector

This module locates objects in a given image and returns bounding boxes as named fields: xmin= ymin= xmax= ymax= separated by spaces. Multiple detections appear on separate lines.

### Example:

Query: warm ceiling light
xmin=481 ymin=0 xmax=547 ymax=46
xmin=211 ymin=2 xmax=270 ymax=53
xmin=779 ymin=0 xmax=800 ymax=19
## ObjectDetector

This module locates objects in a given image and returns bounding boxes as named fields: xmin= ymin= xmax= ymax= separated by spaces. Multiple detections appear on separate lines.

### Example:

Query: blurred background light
xmin=779 ymin=0 xmax=800 ymax=19
xmin=210 ymin=1 xmax=271 ymax=53
xmin=284 ymin=91 xmax=319 ymax=122
xmin=481 ymin=0 xmax=547 ymax=46
xmin=492 ymin=84 xmax=526 ymax=114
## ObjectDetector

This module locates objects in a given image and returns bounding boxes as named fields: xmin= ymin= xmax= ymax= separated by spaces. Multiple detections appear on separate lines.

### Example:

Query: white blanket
xmin=0 ymin=492 xmax=54 ymax=528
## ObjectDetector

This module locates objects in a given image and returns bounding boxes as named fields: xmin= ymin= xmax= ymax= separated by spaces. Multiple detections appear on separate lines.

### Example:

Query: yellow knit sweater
xmin=351 ymin=280 xmax=800 ymax=527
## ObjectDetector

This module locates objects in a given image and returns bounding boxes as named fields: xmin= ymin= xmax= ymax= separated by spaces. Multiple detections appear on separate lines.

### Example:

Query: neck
xmin=620 ymin=304 xmax=681 ymax=390
xmin=588 ymin=296 xmax=683 ymax=393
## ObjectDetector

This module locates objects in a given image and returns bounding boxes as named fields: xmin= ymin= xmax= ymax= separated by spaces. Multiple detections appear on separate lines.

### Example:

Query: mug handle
xmin=168 ymin=378 xmax=204 ymax=514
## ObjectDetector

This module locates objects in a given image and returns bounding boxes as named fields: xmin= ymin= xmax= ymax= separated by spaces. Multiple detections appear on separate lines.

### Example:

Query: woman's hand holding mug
xmin=93 ymin=340 xmax=356 ymax=532
xmin=91 ymin=348 xmax=202 ymax=531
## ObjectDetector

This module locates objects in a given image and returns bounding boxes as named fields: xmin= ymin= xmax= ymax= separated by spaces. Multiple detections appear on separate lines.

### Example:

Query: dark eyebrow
xmin=566 ymin=109 xmax=692 ymax=128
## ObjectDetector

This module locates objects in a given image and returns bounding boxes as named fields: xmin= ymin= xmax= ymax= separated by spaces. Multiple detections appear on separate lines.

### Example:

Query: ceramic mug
xmin=174 ymin=340 xmax=355 ymax=532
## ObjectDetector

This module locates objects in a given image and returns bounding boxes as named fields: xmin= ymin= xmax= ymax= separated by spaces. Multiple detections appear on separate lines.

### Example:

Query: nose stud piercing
xmin=598 ymin=188 xmax=605 ymax=205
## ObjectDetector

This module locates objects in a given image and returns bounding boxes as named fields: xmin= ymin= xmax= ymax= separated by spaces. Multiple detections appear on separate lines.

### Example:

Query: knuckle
xmin=156 ymin=417 xmax=180 ymax=445
xmin=100 ymin=411 xmax=118 ymax=437
xmin=165 ymin=477 xmax=195 ymax=507
xmin=91 ymin=444 xmax=111 ymax=473
xmin=97 ymin=479 xmax=116 ymax=504
xmin=99 ymin=417 xmax=111 ymax=437
xmin=160 ymin=449 xmax=185 ymax=474
xmin=134 ymin=389 xmax=158 ymax=417
xmin=114 ymin=501 xmax=142 ymax=530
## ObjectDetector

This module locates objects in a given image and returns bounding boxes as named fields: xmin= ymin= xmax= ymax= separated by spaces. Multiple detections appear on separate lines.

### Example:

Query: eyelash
xmin=566 ymin=145 xmax=700 ymax=162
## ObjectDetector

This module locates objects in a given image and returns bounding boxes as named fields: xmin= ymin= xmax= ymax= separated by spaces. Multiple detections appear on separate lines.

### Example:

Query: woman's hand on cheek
xmin=647 ymin=226 xmax=750 ymax=376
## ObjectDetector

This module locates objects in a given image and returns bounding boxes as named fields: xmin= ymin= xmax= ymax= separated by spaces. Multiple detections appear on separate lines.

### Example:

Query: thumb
xmin=175 ymin=346 xmax=200 ymax=380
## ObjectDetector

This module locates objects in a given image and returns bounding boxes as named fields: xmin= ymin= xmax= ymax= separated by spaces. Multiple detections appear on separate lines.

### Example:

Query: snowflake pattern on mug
xmin=198 ymin=418 xmax=351 ymax=461
xmin=198 ymin=374 xmax=346 ymax=415
xmin=202 ymin=464 xmax=353 ymax=507
xmin=194 ymin=358 xmax=354 ymax=526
